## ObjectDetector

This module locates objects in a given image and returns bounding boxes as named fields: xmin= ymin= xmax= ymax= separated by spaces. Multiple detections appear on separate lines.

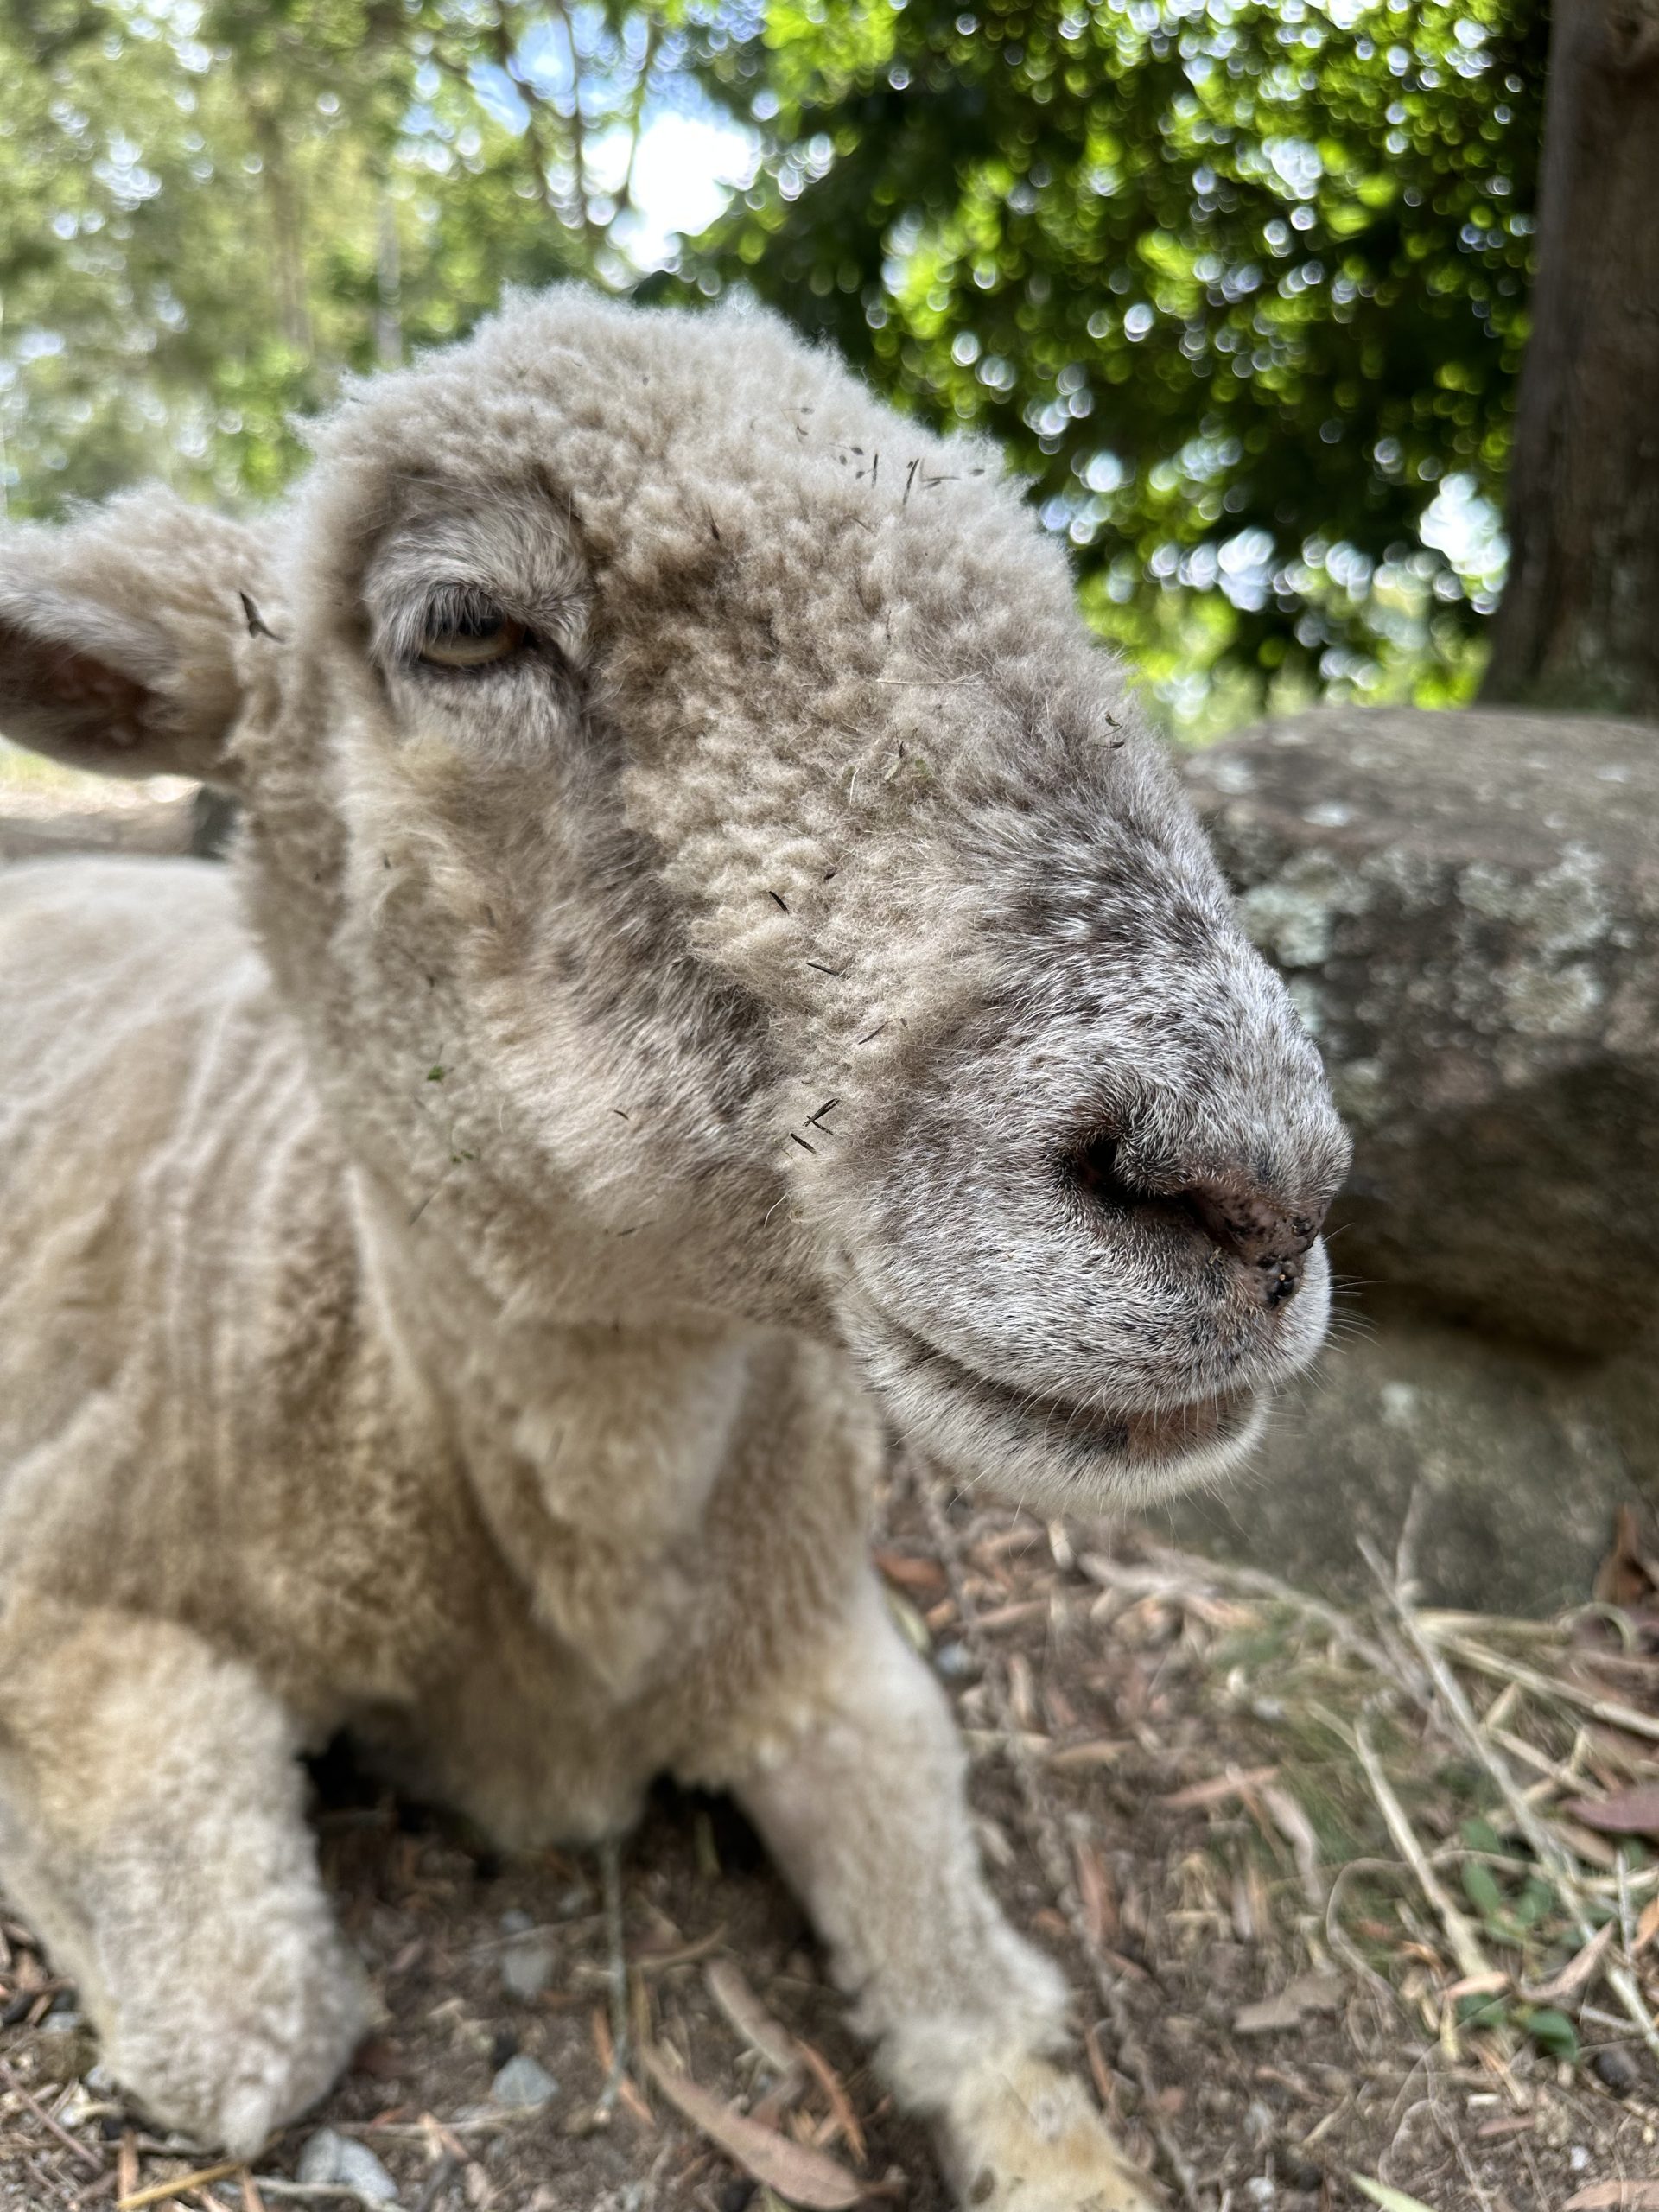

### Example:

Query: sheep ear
xmin=0 ymin=489 xmax=264 ymax=789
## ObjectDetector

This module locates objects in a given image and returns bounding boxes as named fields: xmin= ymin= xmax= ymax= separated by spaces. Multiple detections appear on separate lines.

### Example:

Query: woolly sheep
xmin=0 ymin=292 xmax=1348 ymax=2209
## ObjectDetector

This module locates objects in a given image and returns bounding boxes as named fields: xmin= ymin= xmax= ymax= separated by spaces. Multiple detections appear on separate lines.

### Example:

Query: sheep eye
xmin=417 ymin=607 xmax=528 ymax=670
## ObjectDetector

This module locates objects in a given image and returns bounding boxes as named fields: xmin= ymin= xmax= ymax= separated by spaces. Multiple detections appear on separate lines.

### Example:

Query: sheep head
xmin=0 ymin=291 xmax=1348 ymax=1513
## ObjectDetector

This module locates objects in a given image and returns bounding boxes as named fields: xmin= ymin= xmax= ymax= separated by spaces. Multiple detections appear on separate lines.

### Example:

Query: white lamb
xmin=0 ymin=291 xmax=1347 ymax=2209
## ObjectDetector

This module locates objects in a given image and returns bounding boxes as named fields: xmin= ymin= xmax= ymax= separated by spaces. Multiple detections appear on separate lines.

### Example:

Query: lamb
xmin=0 ymin=290 xmax=1349 ymax=2210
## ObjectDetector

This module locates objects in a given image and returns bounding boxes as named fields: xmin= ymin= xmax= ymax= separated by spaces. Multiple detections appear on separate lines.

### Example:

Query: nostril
xmin=1262 ymin=1257 xmax=1302 ymax=1308
xmin=1062 ymin=1140 xmax=1329 ymax=1306
xmin=1065 ymin=1132 xmax=1138 ymax=1215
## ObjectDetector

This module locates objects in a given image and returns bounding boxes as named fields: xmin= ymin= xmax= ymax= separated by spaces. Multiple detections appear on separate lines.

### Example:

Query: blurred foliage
xmin=0 ymin=0 xmax=724 ymax=507
xmin=678 ymin=0 xmax=1548 ymax=726
xmin=0 ymin=0 xmax=1549 ymax=731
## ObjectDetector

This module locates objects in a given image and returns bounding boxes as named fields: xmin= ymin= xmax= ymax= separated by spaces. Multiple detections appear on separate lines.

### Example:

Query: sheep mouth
xmin=855 ymin=1300 xmax=1263 ymax=1500
xmin=899 ymin=1323 xmax=1255 ymax=1461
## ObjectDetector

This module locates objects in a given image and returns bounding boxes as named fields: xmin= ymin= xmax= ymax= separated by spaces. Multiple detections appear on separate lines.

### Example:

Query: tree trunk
xmin=1480 ymin=0 xmax=1659 ymax=718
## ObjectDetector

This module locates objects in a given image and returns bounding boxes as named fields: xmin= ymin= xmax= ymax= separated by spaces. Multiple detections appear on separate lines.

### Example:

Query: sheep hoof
xmin=941 ymin=2056 xmax=1165 ymax=2212
xmin=106 ymin=1955 xmax=367 ymax=2160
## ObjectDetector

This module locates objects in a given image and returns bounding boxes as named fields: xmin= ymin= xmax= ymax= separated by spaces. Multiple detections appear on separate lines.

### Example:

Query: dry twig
xmin=117 ymin=2164 xmax=244 ymax=2211
xmin=596 ymin=1836 xmax=631 ymax=2118
xmin=1350 ymin=1716 xmax=1497 ymax=1990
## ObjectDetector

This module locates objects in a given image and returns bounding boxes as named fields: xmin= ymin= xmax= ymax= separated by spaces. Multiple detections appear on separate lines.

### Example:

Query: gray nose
xmin=1065 ymin=1137 xmax=1329 ymax=1307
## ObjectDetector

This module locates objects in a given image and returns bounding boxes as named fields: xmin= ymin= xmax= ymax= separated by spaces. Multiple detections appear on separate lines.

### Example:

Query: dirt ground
xmin=2 ymin=784 xmax=1656 ymax=2212
xmin=2 ymin=1471 xmax=1656 ymax=2212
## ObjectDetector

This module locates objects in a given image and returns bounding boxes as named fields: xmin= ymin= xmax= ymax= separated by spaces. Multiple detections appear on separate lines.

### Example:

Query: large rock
xmin=1183 ymin=709 xmax=1659 ymax=1355
xmin=1165 ymin=1313 xmax=1655 ymax=1614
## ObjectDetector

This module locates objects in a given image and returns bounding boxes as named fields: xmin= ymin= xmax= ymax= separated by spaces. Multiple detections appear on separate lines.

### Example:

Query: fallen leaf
xmin=1043 ymin=1738 xmax=1127 ymax=1770
xmin=1519 ymin=1920 xmax=1614 ymax=2005
xmin=1556 ymin=1818 xmax=1624 ymax=1870
xmin=1084 ymin=2021 xmax=1116 ymax=2112
xmin=1565 ymin=1785 xmax=1659 ymax=1840
xmin=1562 ymin=2186 xmax=1659 ymax=2210
xmin=871 ymin=1548 xmax=945 ymax=1596
xmin=1161 ymin=1765 xmax=1280 ymax=1810
xmin=1234 ymin=1973 xmax=1345 ymax=2035
xmin=642 ymin=2048 xmax=865 ymax=2209
xmin=1262 ymin=1783 xmax=1323 ymax=1907
xmin=1351 ymin=2177 xmax=1439 ymax=2212
xmin=975 ymin=1598 xmax=1051 ymax=1632
xmin=796 ymin=2037 xmax=867 ymax=2164
xmin=1073 ymin=1837 xmax=1116 ymax=1948
xmin=631 ymin=1923 xmax=728 ymax=1974
xmin=1636 ymin=1895 xmax=1659 ymax=1955
xmin=705 ymin=1960 xmax=800 ymax=2075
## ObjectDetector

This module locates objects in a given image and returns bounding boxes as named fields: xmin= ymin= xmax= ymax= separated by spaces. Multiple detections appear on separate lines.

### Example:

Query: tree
xmin=679 ymin=0 xmax=1548 ymax=725
xmin=16 ymin=0 xmax=1643 ymax=734
xmin=0 ymin=0 xmax=706 ymax=520
xmin=1478 ymin=0 xmax=1659 ymax=717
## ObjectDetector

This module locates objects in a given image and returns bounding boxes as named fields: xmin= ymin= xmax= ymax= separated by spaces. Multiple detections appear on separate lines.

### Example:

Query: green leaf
xmin=1460 ymin=1859 xmax=1507 ymax=1923
xmin=1520 ymin=2006 xmax=1580 ymax=2064
xmin=1459 ymin=1815 xmax=1505 ymax=1857
xmin=1512 ymin=1876 xmax=1556 ymax=1929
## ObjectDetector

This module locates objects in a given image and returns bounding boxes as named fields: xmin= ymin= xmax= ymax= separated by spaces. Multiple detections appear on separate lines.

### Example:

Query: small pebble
xmin=1569 ymin=2145 xmax=1592 ymax=2172
xmin=491 ymin=2052 xmax=558 ymax=2109
xmin=1592 ymin=2045 xmax=1642 ymax=2097
xmin=501 ymin=1933 xmax=556 ymax=2002
xmin=934 ymin=1640 xmax=979 ymax=1679
xmin=1244 ymin=2179 xmax=1275 ymax=2209
xmin=297 ymin=2126 xmax=399 ymax=2204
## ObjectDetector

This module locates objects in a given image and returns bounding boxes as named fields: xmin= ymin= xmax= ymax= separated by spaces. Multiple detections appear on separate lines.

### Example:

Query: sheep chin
xmin=887 ymin=1359 xmax=1271 ymax=1519
xmin=840 ymin=1299 xmax=1274 ymax=1516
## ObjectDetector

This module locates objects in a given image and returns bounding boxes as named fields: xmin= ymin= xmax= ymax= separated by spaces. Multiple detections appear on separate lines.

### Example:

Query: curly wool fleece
xmin=0 ymin=290 xmax=1345 ymax=2205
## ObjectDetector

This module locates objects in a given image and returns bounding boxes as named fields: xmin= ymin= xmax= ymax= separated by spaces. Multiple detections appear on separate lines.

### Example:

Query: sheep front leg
xmin=0 ymin=1601 xmax=365 ymax=2155
xmin=727 ymin=1586 xmax=1159 ymax=2212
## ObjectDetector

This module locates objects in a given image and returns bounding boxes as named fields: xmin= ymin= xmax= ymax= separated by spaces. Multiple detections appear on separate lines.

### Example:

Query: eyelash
xmin=375 ymin=579 xmax=585 ymax=685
